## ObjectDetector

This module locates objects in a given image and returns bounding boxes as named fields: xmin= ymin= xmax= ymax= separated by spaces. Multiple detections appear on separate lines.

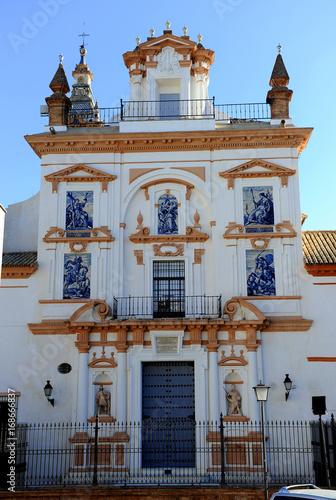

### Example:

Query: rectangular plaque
xmin=155 ymin=336 xmax=179 ymax=354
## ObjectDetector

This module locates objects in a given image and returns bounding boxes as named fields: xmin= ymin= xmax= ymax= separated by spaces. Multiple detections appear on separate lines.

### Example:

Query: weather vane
xmin=79 ymin=23 xmax=89 ymax=47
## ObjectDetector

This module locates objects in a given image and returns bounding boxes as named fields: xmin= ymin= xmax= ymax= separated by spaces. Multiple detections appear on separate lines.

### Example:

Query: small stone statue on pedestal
xmin=226 ymin=384 xmax=242 ymax=416
xmin=96 ymin=385 xmax=110 ymax=415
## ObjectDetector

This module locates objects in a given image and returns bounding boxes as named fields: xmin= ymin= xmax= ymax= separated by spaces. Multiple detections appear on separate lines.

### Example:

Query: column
xmin=76 ymin=349 xmax=89 ymax=424
xmin=116 ymin=327 xmax=128 ymax=424
xmin=208 ymin=349 xmax=220 ymax=424
xmin=116 ymin=351 xmax=127 ymax=424
xmin=247 ymin=347 xmax=259 ymax=423
xmin=207 ymin=326 xmax=220 ymax=424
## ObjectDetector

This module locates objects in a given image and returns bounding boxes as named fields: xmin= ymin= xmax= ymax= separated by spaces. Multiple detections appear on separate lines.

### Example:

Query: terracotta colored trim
xmin=223 ymin=221 xmax=296 ymax=240
xmin=153 ymin=243 xmax=184 ymax=257
xmin=43 ymin=226 xmax=114 ymax=249
xmin=129 ymin=167 xmax=163 ymax=184
xmin=2 ymin=265 xmax=38 ymax=279
xmin=234 ymin=296 xmax=301 ymax=300
xmin=313 ymin=282 xmax=336 ymax=285
xmin=0 ymin=286 xmax=29 ymax=289
xmin=141 ymin=178 xmax=194 ymax=200
xmin=307 ymin=357 xmax=336 ymax=362
xmin=305 ymin=263 xmax=336 ymax=276
xmin=129 ymin=226 xmax=209 ymax=243
xmin=219 ymin=158 xmax=296 ymax=189
xmin=134 ymin=250 xmax=144 ymax=265
xmin=171 ymin=166 xmax=205 ymax=181
xmin=39 ymin=299 xmax=91 ymax=303
xmin=194 ymin=248 xmax=205 ymax=264
xmin=24 ymin=127 xmax=313 ymax=159
xmin=44 ymin=163 xmax=116 ymax=193
xmin=263 ymin=316 xmax=312 ymax=332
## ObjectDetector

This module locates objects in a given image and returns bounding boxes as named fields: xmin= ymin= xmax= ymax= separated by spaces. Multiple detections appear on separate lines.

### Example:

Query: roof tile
xmin=2 ymin=252 xmax=38 ymax=267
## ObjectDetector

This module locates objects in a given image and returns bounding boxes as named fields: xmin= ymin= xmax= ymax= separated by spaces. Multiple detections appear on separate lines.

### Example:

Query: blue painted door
xmin=142 ymin=361 xmax=195 ymax=468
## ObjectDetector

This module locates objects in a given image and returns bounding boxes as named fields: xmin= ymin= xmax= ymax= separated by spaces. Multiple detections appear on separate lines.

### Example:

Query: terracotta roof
xmin=2 ymin=252 xmax=38 ymax=267
xmin=302 ymin=231 xmax=336 ymax=265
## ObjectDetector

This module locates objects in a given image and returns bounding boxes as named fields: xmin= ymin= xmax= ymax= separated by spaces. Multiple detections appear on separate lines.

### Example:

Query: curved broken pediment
xmin=224 ymin=297 xmax=266 ymax=323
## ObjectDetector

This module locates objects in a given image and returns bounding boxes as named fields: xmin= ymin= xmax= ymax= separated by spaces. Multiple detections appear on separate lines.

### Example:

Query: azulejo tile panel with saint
xmin=243 ymin=186 xmax=274 ymax=233
xmin=246 ymin=249 xmax=276 ymax=296
xmin=63 ymin=253 xmax=91 ymax=299
xmin=158 ymin=194 xmax=178 ymax=234
xmin=66 ymin=191 xmax=93 ymax=237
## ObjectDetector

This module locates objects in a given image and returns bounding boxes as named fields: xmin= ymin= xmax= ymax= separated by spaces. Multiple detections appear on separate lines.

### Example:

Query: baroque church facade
xmin=1 ymin=24 xmax=336 ymax=479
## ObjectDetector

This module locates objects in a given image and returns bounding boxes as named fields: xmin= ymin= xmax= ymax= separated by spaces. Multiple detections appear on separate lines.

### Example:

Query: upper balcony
xmin=42 ymin=98 xmax=271 ymax=132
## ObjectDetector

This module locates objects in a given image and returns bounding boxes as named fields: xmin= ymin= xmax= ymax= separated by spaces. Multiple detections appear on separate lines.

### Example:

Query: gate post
xmin=331 ymin=414 xmax=336 ymax=486
xmin=319 ymin=414 xmax=331 ymax=488
xmin=220 ymin=413 xmax=226 ymax=486
xmin=93 ymin=415 xmax=99 ymax=486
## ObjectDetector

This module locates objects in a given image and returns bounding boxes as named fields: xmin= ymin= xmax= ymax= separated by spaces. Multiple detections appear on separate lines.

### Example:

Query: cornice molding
xmin=2 ymin=265 xmax=38 ymax=279
xmin=43 ymin=226 xmax=114 ymax=251
xmin=129 ymin=226 xmax=209 ymax=243
xmin=25 ymin=127 xmax=313 ymax=159
xmin=223 ymin=221 xmax=297 ymax=242
xmin=304 ymin=263 xmax=336 ymax=276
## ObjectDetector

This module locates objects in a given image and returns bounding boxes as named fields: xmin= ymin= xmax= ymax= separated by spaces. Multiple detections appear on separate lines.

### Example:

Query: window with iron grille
xmin=153 ymin=261 xmax=185 ymax=318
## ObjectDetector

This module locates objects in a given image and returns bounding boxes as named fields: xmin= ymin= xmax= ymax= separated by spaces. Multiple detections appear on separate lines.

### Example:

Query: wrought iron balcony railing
xmin=59 ymin=99 xmax=270 ymax=127
xmin=112 ymin=295 xmax=222 ymax=320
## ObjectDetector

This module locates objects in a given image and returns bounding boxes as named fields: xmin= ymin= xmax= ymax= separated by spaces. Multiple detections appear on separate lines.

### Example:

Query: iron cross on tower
xmin=79 ymin=23 xmax=89 ymax=48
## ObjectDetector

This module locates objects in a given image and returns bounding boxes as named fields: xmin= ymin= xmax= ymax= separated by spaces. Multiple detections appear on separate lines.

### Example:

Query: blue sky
xmin=1 ymin=0 xmax=335 ymax=230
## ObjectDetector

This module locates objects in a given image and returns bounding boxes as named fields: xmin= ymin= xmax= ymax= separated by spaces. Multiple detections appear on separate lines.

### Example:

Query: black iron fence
xmin=112 ymin=295 xmax=222 ymax=319
xmin=63 ymin=99 xmax=270 ymax=127
xmin=3 ymin=417 xmax=335 ymax=489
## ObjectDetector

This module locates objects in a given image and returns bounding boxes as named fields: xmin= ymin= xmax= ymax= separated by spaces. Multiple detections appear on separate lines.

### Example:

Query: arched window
xmin=158 ymin=194 xmax=178 ymax=234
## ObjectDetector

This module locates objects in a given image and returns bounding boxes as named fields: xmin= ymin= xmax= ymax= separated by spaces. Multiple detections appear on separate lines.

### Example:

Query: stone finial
xmin=183 ymin=25 xmax=188 ymax=36
xmin=197 ymin=33 xmax=202 ymax=44
xmin=165 ymin=20 xmax=171 ymax=30
xmin=150 ymin=27 xmax=155 ymax=38
xmin=193 ymin=209 xmax=201 ymax=227
xmin=137 ymin=210 xmax=143 ymax=228
xmin=136 ymin=36 xmax=141 ymax=46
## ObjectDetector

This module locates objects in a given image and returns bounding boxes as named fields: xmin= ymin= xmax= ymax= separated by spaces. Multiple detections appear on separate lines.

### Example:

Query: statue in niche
xmin=158 ymin=194 xmax=178 ymax=234
xmin=96 ymin=385 xmax=110 ymax=415
xmin=226 ymin=384 xmax=242 ymax=416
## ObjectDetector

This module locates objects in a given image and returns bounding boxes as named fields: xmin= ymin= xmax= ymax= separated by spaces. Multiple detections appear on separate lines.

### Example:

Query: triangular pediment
xmin=140 ymin=33 xmax=197 ymax=51
xmin=45 ymin=163 xmax=116 ymax=193
xmin=219 ymin=159 xmax=295 ymax=189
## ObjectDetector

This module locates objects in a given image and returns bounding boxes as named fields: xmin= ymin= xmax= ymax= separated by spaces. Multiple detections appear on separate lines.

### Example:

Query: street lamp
xmin=43 ymin=380 xmax=54 ymax=407
xmin=283 ymin=374 xmax=292 ymax=401
xmin=253 ymin=382 xmax=270 ymax=500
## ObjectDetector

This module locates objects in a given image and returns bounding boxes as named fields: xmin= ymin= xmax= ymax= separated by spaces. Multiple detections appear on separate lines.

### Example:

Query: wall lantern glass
xmin=43 ymin=380 xmax=54 ymax=407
